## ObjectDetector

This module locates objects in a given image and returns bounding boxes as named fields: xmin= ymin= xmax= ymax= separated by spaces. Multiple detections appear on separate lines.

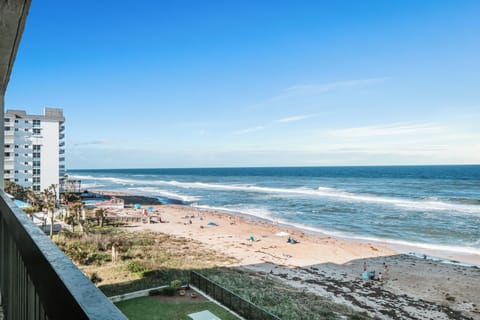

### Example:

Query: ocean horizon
xmin=69 ymin=165 xmax=480 ymax=258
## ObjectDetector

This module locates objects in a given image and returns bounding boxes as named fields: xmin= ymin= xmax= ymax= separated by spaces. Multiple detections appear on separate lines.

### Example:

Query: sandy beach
xmin=100 ymin=191 xmax=480 ymax=319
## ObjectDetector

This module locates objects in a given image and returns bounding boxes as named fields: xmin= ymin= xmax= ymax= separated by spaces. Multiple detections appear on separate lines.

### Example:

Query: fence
xmin=0 ymin=191 xmax=126 ymax=319
xmin=190 ymin=271 xmax=281 ymax=320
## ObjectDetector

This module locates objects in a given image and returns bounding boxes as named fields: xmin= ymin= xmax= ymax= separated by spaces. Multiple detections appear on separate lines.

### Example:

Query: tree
xmin=68 ymin=202 xmax=84 ymax=233
xmin=94 ymin=208 xmax=108 ymax=227
xmin=26 ymin=187 xmax=43 ymax=212
xmin=4 ymin=181 xmax=27 ymax=201
xmin=42 ymin=186 xmax=56 ymax=239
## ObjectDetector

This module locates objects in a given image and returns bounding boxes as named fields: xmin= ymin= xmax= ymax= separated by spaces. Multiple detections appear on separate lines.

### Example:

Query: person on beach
xmin=383 ymin=262 xmax=389 ymax=277
xmin=363 ymin=261 xmax=367 ymax=272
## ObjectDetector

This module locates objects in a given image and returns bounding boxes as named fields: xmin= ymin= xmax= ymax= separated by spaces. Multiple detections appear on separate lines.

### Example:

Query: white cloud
xmin=282 ymin=77 xmax=389 ymax=96
xmin=73 ymin=139 xmax=110 ymax=147
xmin=328 ymin=122 xmax=443 ymax=138
xmin=275 ymin=114 xmax=318 ymax=123
xmin=233 ymin=126 xmax=266 ymax=135
xmin=249 ymin=77 xmax=389 ymax=110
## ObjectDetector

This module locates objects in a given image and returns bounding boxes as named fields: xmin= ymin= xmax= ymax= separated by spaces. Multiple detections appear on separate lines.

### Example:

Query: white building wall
xmin=39 ymin=121 xmax=59 ymax=191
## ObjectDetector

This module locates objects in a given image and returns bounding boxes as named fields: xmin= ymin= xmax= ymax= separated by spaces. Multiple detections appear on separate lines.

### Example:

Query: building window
xmin=25 ymin=162 xmax=29 ymax=165
xmin=25 ymin=128 xmax=29 ymax=132
xmin=5 ymin=126 xmax=10 ymax=131
xmin=14 ymin=128 xmax=18 ymax=131
xmin=4 ymin=152 xmax=10 ymax=157
xmin=24 ymin=153 xmax=28 ymax=157
xmin=5 ymin=144 xmax=10 ymax=148
xmin=33 ymin=145 xmax=41 ymax=150
xmin=14 ymin=145 xmax=18 ymax=148
xmin=15 ymin=153 xmax=19 ymax=157
xmin=33 ymin=186 xmax=40 ymax=191
xmin=14 ymin=179 xmax=18 ymax=182
xmin=33 ymin=161 xmax=40 ymax=166
xmin=33 ymin=119 xmax=40 ymax=126
xmin=5 ymin=118 xmax=9 ymax=122
xmin=25 ymin=178 xmax=29 ymax=182
xmin=33 ymin=169 xmax=40 ymax=175
xmin=24 ymin=145 xmax=29 ymax=148
xmin=15 ymin=170 xmax=18 ymax=174
xmin=33 ymin=128 xmax=41 ymax=135
xmin=25 ymin=120 xmax=29 ymax=124
xmin=24 ymin=170 xmax=28 ymax=173
xmin=14 ymin=119 xmax=18 ymax=123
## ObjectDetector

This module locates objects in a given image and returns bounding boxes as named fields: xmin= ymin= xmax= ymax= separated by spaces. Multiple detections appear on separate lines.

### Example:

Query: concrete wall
xmin=40 ymin=121 xmax=59 ymax=192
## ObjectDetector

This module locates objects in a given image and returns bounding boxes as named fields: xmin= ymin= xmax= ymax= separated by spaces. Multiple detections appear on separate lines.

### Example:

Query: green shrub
xmin=149 ymin=289 xmax=162 ymax=296
xmin=170 ymin=279 xmax=182 ymax=289
xmin=162 ymin=286 xmax=176 ymax=296
xmin=126 ymin=261 xmax=151 ymax=276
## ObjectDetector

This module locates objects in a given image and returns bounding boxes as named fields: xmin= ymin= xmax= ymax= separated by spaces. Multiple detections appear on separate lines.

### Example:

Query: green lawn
xmin=115 ymin=297 xmax=240 ymax=320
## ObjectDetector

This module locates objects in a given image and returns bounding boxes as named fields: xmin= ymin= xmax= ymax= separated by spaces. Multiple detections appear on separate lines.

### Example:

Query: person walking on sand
xmin=383 ymin=262 xmax=389 ymax=277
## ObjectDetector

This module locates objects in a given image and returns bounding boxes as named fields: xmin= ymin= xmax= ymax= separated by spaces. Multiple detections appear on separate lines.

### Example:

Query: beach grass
xmin=115 ymin=297 xmax=240 ymax=320
xmin=197 ymin=268 xmax=372 ymax=320
xmin=53 ymin=227 xmax=237 ymax=296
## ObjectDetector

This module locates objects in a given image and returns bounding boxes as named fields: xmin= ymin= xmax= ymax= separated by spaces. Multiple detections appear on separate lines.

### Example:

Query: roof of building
xmin=5 ymin=108 xmax=65 ymax=122
xmin=0 ymin=0 xmax=31 ymax=95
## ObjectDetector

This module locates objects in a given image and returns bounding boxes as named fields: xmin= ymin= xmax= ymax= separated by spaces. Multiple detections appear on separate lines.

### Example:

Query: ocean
xmin=69 ymin=165 xmax=480 ymax=257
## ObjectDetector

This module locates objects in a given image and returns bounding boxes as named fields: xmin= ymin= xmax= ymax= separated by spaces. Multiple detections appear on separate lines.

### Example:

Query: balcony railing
xmin=0 ymin=191 xmax=127 ymax=319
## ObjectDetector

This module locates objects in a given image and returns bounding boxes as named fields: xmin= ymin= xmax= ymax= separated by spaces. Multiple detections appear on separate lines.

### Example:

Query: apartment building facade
xmin=4 ymin=108 xmax=65 ymax=192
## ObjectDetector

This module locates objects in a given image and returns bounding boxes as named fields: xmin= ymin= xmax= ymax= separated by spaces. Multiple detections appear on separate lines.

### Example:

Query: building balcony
xmin=0 ymin=192 xmax=126 ymax=319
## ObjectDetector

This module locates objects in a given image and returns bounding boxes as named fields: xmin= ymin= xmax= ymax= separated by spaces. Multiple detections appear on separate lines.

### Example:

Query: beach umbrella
xmin=134 ymin=203 xmax=141 ymax=209
xmin=147 ymin=207 xmax=153 ymax=212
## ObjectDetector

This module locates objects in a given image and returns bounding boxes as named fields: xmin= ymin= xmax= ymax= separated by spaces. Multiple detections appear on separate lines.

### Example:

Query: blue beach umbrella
xmin=134 ymin=203 xmax=141 ymax=209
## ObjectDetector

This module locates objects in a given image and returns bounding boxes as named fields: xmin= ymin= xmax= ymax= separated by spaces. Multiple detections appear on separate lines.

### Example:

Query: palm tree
xmin=25 ymin=187 xmax=43 ymax=212
xmin=42 ymin=186 xmax=56 ymax=238
xmin=69 ymin=202 xmax=84 ymax=233
xmin=94 ymin=208 xmax=108 ymax=227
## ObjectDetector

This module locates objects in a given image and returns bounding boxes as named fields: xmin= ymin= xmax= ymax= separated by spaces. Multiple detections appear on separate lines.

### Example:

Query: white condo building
xmin=4 ymin=108 xmax=65 ymax=192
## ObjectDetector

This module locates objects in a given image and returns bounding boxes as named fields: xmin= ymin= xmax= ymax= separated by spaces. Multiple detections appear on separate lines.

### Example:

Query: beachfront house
xmin=0 ymin=1 xmax=126 ymax=318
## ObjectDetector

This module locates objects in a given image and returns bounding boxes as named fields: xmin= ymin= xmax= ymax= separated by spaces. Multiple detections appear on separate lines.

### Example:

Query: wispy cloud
xmin=233 ymin=126 xmax=266 ymax=135
xmin=275 ymin=114 xmax=318 ymax=123
xmin=329 ymin=122 xmax=443 ymax=138
xmin=73 ymin=139 xmax=110 ymax=147
xmin=281 ymin=77 xmax=389 ymax=97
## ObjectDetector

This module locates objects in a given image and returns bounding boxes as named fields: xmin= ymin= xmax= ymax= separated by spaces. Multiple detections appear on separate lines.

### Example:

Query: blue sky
xmin=6 ymin=0 xmax=480 ymax=169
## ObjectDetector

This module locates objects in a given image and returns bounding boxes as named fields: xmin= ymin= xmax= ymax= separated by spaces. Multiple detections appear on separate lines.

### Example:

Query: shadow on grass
xmin=115 ymin=297 xmax=240 ymax=320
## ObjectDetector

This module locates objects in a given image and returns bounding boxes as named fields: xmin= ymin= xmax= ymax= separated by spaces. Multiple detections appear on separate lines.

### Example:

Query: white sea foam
xmin=127 ymin=187 xmax=200 ymax=202
xmin=81 ymin=183 xmax=104 ymax=189
xmin=70 ymin=174 xmax=480 ymax=214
